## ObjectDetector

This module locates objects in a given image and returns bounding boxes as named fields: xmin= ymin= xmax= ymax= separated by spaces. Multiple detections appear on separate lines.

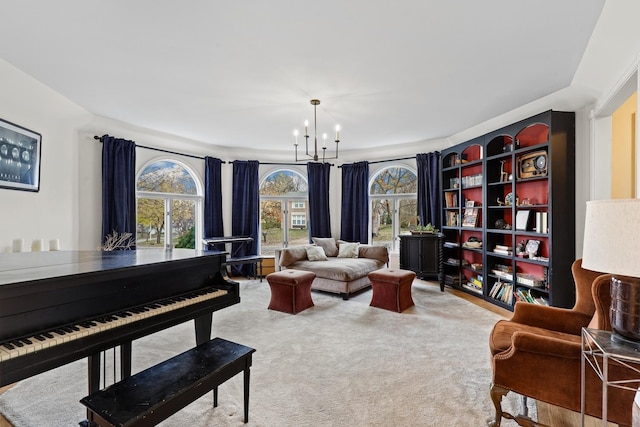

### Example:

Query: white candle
xmin=293 ymin=129 xmax=299 ymax=146
xmin=49 ymin=239 xmax=60 ymax=251
xmin=322 ymin=133 xmax=327 ymax=148
xmin=32 ymin=239 xmax=44 ymax=252
xmin=335 ymin=124 xmax=340 ymax=141
xmin=12 ymin=238 xmax=24 ymax=253
xmin=304 ymin=120 xmax=309 ymax=136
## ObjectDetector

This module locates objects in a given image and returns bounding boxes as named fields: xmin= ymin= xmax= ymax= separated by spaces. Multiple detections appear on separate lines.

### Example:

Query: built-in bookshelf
xmin=440 ymin=110 xmax=575 ymax=310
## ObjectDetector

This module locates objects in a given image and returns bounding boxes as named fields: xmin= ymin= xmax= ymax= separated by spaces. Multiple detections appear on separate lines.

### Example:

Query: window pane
xmin=136 ymin=198 xmax=165 ymax=247
xmin=288 ymin=226 xmax=309 ymax=246
xmin=172 ymin=199 xmax=196 ymax=249
xmin=138 ymin=160 xmax=197 ymax=194
xmin=370 ymin=167 xmax=417 ymax=195
xmin=372 ymin=198 xmax=393 ymax=247
xmin=260 ymin=200 xmax=282 ymax=256
xmin=399 ymin=198 xmax=418 ymax=234
xmin=260 ymin=170 xmax=308 ymax=196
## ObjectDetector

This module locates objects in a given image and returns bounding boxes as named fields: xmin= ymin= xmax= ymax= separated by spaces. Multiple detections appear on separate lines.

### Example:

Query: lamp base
xmin=610 ymin=276 xmax=640 ymax=343
xmin=610 ymin=331 xmax=640 ymax=349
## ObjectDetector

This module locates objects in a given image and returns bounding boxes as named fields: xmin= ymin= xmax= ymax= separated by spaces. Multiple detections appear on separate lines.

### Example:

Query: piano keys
xmin=0 ymin=249 xmax=239 ymax=388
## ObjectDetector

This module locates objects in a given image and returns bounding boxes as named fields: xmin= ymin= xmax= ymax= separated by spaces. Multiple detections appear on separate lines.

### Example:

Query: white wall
xmin=0 ymin=59 xmax=92 ymax=253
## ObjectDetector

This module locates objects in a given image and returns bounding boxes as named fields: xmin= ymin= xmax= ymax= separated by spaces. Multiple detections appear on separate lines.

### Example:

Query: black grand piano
xmin=0 ymin=249 xmax=239 ymax=397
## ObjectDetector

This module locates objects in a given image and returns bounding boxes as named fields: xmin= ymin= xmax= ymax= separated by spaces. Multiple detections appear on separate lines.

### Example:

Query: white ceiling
xmin=0 ymin=1 xmax=605 ymax=152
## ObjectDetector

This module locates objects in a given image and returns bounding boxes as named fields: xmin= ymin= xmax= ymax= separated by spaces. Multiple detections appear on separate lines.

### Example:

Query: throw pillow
xmin=306 ymin=245 xmax=328 ymax=261
xmin=278 ymin=246 xmax=310 ymax=267
xmin=337 ymin=242 xmax=360 ymax=258
xmin=312 ymin=237 xmax=338 ymax=257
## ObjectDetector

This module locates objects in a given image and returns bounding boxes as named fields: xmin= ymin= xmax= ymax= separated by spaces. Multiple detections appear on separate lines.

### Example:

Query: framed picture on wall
xmin=0 ymin=118 xmax=41 ymax=192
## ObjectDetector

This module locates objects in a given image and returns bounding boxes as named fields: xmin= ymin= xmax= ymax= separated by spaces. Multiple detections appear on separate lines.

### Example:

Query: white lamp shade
xmin=581 ymin=199 xmax=640 ymax=277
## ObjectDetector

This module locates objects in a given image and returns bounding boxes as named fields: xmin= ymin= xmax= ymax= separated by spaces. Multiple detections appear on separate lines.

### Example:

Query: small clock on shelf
xmin=526 ymin=240 xmax=540 ymax=259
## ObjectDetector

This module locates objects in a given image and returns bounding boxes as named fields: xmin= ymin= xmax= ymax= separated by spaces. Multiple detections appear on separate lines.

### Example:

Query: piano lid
xmin=0 ymin=249 xmax=227 ymax=287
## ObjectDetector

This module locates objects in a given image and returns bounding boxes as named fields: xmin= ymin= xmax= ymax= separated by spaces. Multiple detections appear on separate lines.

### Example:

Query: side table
xmin=581 ymin=328 xmax=640 ymax=426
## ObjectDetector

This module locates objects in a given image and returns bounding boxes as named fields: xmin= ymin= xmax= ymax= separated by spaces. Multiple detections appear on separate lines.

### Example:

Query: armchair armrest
xmin=509 ymin=302 xmax=592 ymax=335
xmin=508 ymin=330 xmax=582 ymax=359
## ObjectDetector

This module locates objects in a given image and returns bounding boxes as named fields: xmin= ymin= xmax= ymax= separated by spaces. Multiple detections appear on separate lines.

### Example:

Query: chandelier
xmin=293 ymin=99 xmax=340 ymax=162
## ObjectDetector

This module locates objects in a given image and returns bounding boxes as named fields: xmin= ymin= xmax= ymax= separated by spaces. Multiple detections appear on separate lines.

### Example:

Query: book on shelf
xmin=535 ymin=212 xmax=548 ymax=233
xmin=445 ymin=192 xmax=458 ymax=208
xmin=495 ymin=244 xmax=512 ymax=251
xmin=494 ymin=264 xmax=513 ymax=272
xmin=534 ymin=296 xmax=549 ymax=306
xmin=493 ymin=282 xmax=513 ymax=304
xmin=462 ymin=282 xmax=482 ymax=293
xmin=492 ymin=269 xmax=513 ymax=281
xmin=493 ymin=248 xmax=512 ymax=256
xmin=446 ymin=211 xmax=459 ymax=227
xmin=516 ymin=273 xmax=545 ymax=288
xmin=515 ymin=287 xmax=549 ymax=306
xmin=469 ymin=277 xmax=483 ymax=289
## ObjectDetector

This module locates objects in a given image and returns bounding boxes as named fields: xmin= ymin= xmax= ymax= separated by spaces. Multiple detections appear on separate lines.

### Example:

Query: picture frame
xmin=462 ymin=208 xmax=478 ymax=227
xmin=0 ymin=118 xmax=41 ymax=192
xmin=515 ymin=210 xmax=531 ymax=230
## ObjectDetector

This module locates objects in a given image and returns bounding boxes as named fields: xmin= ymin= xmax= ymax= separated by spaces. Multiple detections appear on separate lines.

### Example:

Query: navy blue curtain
xmin=101 ymin=135 xmax=136 ymax=248
xmin=307 ymin=162 xmax=332 ymax=239
xmin=416 ymin=152 xmax=441 ymax=228
xmin=340 ymin=161 xmax=369 ymax=243
xmin=204 ymin=156 xmax=224 ymax=250
xmin=231 ymin=160 xmax=259 ymax=275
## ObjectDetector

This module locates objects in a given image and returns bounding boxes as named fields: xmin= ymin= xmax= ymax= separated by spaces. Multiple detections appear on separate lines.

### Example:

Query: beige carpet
xmin=0 ymin=279 xmax=532 ymax=426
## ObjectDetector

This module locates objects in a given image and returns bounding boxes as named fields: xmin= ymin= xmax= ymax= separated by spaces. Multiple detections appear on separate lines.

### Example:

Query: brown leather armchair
xmin=488 ymin=259 xmax=636 ymax=427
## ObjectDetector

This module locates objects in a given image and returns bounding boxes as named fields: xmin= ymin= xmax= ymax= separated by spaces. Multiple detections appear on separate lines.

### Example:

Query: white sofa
xmin=274 ymin=238 xmax=389 ymax=300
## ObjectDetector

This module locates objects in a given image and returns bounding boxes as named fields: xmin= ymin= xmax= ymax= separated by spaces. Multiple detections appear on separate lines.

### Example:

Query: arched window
xmin=136 ymin=159 xmax=203 ymax=249
xmin=259 ymin=169 xmax=308 ymax=255
xmin=370 ymin=166 xmax=417 ymax=251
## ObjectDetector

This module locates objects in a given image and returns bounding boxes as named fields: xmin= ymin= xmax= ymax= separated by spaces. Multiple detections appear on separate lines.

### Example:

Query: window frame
xmin=135 ymin=158 xmax=204 ymax=250
xmin=369 ymin=164 xmax=418 ymax=252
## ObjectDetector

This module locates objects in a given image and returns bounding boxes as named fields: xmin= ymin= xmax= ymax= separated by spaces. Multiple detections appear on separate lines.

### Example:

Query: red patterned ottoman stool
xmin=368 ymin=268 xmax=417 ymax=312
xmin=266 ymin=269 xmax=316 ymax=314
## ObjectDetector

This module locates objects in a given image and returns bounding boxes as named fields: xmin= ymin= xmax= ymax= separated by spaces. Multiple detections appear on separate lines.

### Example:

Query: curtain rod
xmin=93 ymin=135 xmax=226 ymax=163
xmin=230 ymin=161 xmax=334 ymax=167
xmin=337 ymin=156 xmax=416 ymax=168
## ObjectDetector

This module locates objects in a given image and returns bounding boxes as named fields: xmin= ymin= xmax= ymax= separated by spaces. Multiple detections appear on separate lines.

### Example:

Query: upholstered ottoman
xmin=266 ymin=269 xmax=316 ymax=314
xmin=368 ymin=268 xmax=416 ymax=312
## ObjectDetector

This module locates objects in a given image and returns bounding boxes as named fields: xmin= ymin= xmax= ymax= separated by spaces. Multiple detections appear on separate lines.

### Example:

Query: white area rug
xmin=0 ymin=280 xmax=532 ymax=426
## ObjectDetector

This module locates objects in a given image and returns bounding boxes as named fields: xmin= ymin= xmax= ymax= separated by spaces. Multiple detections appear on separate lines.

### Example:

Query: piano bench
xmin=80 ymin=337 xmax=256 ymax=426
xmin=223 ymin=255 xmax=263 ymax=282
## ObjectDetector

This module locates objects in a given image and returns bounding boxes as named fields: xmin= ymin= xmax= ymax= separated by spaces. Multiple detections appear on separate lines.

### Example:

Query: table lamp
xmin=582 ymin=199 xmax=640 ymax=347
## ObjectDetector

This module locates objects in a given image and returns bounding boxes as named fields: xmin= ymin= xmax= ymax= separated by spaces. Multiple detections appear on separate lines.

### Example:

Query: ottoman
xmin=266 ymin=269 xmax=316 ymax=314
xmin=368 ymin=268 xmax=416 ymax=312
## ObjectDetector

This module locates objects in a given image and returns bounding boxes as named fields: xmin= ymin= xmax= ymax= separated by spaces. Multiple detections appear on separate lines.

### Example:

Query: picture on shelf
xmin=515 ymin=210 xmax=531 ymax=230
xmin=462 ymin=208 xmax=478 ymax=227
